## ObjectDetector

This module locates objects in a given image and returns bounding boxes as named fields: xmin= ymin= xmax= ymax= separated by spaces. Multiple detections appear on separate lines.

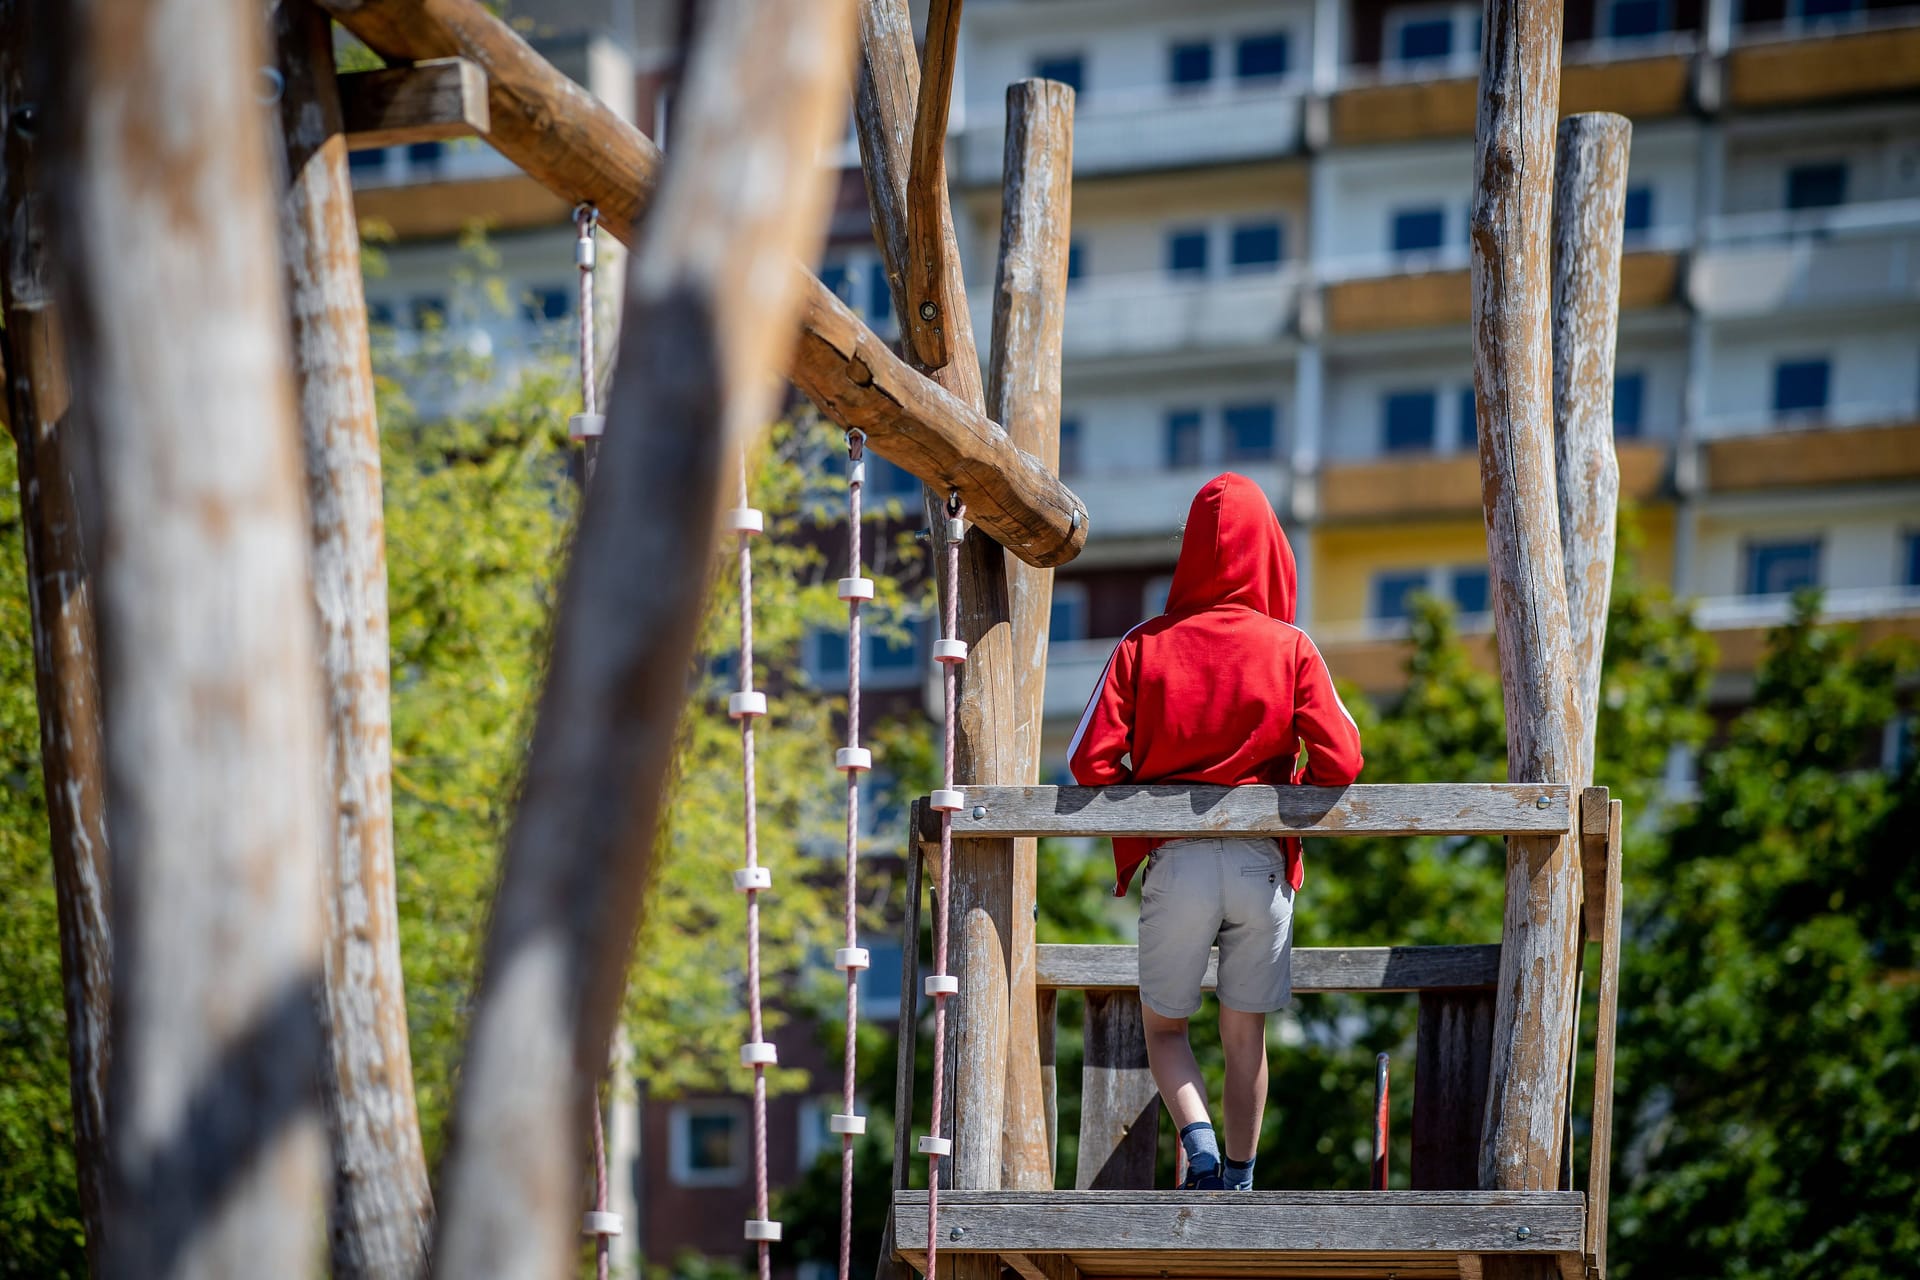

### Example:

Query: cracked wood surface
xmin=901 ymin=0 xmax=963 ymax=368
xmin=338 ymin=56 xmax=490 ymax=151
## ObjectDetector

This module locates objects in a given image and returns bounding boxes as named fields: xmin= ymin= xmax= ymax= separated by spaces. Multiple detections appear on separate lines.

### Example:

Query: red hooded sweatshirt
xmin=1068 ymin=473 xmax=1364 ymax=897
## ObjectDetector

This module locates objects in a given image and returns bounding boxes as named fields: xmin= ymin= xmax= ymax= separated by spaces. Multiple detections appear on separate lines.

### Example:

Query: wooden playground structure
xmin=0 ymin=0 xmax=1634 ymax=1277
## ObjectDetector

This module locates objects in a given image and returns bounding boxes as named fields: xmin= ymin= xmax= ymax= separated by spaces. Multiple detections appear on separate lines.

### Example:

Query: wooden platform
xmin=892 ymin=1190 xmax=1589 ymax=1279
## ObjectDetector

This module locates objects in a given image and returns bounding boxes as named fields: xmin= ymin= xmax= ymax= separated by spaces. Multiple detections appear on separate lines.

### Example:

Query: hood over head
xmin=1164 ymin=473 xmax=1297 ymax=622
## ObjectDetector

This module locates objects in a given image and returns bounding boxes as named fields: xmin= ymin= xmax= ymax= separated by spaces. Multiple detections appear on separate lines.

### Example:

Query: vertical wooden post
xmin=986 ymin=78 xmax=1073 ymax=1195
xmin=47 ymin=0 xmax=332 ymax=1275
xmin=1075 ymin=991 xmax=1159 ymax=1190
xmin=272 ymin=3 xmax=433 ymax=1274
xmin=1036 ymin=987 xmax=1058 ymax=1185
xmin=1551 ymin=113 xmax=1631 ymax=789
xmin=1466 ymin=0 xmax=1584 ymax=1267
xmin=0 ymin=2 xmax=111 ymax=1262
xmin=1410 ymin=990 xmax=1496 ymax=1189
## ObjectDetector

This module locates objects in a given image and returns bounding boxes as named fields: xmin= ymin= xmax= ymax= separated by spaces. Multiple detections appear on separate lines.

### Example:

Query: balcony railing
xmin=1692 ymin=586 xmax=1920 ymax=631
xmin=1695 ymin=399 xmax=1920 ymax=441
xmin=1691 ymin=198 xmax=1920 ymax=316
xmin=1020 ymin=269 xmax=1305 ymax=363
xmin=1063 ymin=460 xmax=1289 ymax=541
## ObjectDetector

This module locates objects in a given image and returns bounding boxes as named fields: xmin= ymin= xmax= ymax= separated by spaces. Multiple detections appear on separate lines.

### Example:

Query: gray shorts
xmin=1138 ymin=836 xmax=1296 ymax=1018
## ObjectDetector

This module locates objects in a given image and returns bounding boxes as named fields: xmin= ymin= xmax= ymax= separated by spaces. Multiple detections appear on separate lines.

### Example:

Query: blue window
xmin=1622 ymin=186 xmax=1653 ymax=240
xmin=1230 ymin=222 xmax=1284 ymax=270
xmin=348 ymin=147 xmax=387 ymax=173
xmin=409 ymin=296 xmax=447 ymax=330
xmin=1744 ymin=539 xmax=1821 ymax=596
xmin=1067 ymin=240 xmax=1087 ymax=287
xmin=1170 ymin=41 xmax=1214 ymax=87
xmin=1059 ymin=416 xmax=1083 ymax=476
xmin=1613 ymin=371 xmax=1646 ymax=438
xmin=868 ymin=262 xmax=893 ymax=327
xmin=1458 ymin=386 xmax=1478 ymax=448
xmin=1796 ymin=0 xmax=1861 ymax=23
xmin=1786 ymin=162 xmax=1848 ymax=211
xmin=1396 ymin=18 xmax=1455 ymax=63
xmin=406 ymin=140 xmax=444 ymax=172
xmin=1034 ymin=54 xmax=1084 ymax=94
xmin=1049 ymin=588 xmax=1087 ymax=643
xmin=1223 ymin=403 xmax=1277 ymax=461
xmin=811 ymin=628 xmax=850 ymax=682
xmin=870 ymin=625 xmax=919 ymax=672
xmin=522 ymin=287 xmax=570 ymax=323
xmin=1450 ymin=568 xmax=1491 ymax=616
xmin=1606 ymin=0 xmax=1667 ymax=38
xmin=1165 ymin=409 xmax=1204 ymax=467
xmin=1167 ymin=229 xmax=1210 ymax=277
xmin=863 ymin=942 xmax=905 ymax=1017
xmin=819 ymin=262 xmax=854 ymax=304
xmin=1904 ymin=532 xmax=1920 ymax=587
xmin=367 ymin=299 xmax=395 ymax=327
xmin=1392 ymin=208 xmax=1446 ymax=254
xmin=1772 ymin=358 xmax=1830 ymax=418
xmin=868 ymin=456 xmax=920 ymax=499
xmin=1235 ymin=32 xmax=1291 ymax=81
xmin=1384 ymin=390 xmax=1438 ymax=452
xmin=1372 ymin=571 xmax=1429 ymax=622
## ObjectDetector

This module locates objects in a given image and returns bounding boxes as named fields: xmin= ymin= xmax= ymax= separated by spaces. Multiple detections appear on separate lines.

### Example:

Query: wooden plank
xmin=1002 ymin=1252 xmax=1082 ymax=1280
xmin=892 ymin=1190 xmax=1588 ymax=1254
xmin=900 ymin=0 xmax=963 ymax=368
xmin=1076 ymin=991 xmax=1159 ymax=1190
xmin=1579 ymin=788 xmax=1610 ymax=945
xmin=1039 ymin=944 xmax=1500 ymax=995
xmin=317 ymin=0 xmax=1087 ymax=569
xmin=990 ymin=76 xmax=1074 ymax=1197
xmin=1551 ymin=114 xmax=1630 ymax=787
xmin=919 ymin=784 xmax=1571 ymax=842
xmin=426 ymin=2 xmax=856 ymax=1274
xmin=339 ymin=57 xmax=489 ymax=150
xmin=272 ymin=5 xmax=435 ymax=1275
xmin=1037 ymin=987 xmax=1058 ymax=1183
xmin=0 ymin=2 xmax=110 ymax=1263
xmin=1412 ymin=990 xmax=1497 ymax=1189
xmin=1586 ymin=799 xmax=1624 ymax=1279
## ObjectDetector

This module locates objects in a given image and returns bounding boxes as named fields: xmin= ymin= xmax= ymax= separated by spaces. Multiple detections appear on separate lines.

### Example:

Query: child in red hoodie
xmin=1069 ymin=473 xmax=1363 ymax=1190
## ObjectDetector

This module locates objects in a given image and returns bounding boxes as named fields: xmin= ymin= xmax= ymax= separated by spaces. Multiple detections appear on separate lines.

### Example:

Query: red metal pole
xmin=1372 ymin=1052 xmax=1390 ymax=1190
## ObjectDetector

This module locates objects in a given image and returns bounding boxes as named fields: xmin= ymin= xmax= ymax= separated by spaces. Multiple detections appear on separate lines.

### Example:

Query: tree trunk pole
xmin=0 ymin=2 xmax=112 ymax=1262
xmin=985 ymin=78 xmax=1073 ymax=1194
xmin=1466 ymin=0 xmax=1584 ymax=1270
xmin=47 ymin=0 xmax=332 ymax=1275
xmin=272 ymin=4 xmax=435 ymax=1274
xmin=1551 ymin=113 xmax=1631 ymax=790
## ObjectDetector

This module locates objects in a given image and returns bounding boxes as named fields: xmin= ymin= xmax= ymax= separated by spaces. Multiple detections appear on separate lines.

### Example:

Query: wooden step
xmin=1036 ymin=943 xmax=1500 ymax=994
xmin=892 ymin=1190 xmax=1588 ymax=1280
xmin=916 ymin=783 xmax=1569 ymax=843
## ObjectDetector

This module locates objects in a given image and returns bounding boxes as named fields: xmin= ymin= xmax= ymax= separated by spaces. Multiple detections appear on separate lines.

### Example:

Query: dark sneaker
xmin=1178 ymin=1162 xmax=1225 ymax=1190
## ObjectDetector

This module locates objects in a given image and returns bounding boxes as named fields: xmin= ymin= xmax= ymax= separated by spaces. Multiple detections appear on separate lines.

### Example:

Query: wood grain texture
xmin=989 ymin=77 xmax=1074 ymax=1196
xmin=1003 ymin=1252 xmax=1083 ymax=1280
xmin=1579 ymin=787 xmax=1610 ymax=940
xmin=428 ymin=2 xmax=855 ymax=1274
xmin=47 ymin=0 xmax=331 ymax=1273
xmin=274 ymin=5 xmax=434 ymax=1274
xmin=1467 ymin=0 xmax=1583 ymax=1218
xmin=0 ymin=3 xmax=111 ymax=1261
xmin=1412 ymin=989 xmax=1497 ymax=1189
xmin=1038 ymin=944 xmax=1501 ymax=995
xmin=339 ymin=56 xmax=490 ymax=150
xmin=1076 ymin=992 xmax=1159 ymax=1190
xmin=1586 ymin=799 xmax=1624 ymax=1278
xmin=318 ymin=0 xmax=1087 ymax=567
xmin=892 ymin=1190 xmax=1588 ymax=1254
xmin=901 ymin=0 xmax=963 ymax=368
xmin=1037 ymin=986 xmax=1058 ymax=1183
xmin=1550 ymin=114 xmax=1630 ymax=788
xmin=918 ymin=784 xmax=1571 ymax=841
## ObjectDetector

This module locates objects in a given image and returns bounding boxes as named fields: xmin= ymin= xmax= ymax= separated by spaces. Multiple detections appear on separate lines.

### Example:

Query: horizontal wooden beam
xmin=339 ymin=57 xmax=489 ymax=150
xmin=892 ymin=1190 xmax=1588 ymax=1257
xmin=1036 ymin=944 xmax=1500 ymax=994
xmin=316 ymin=0 xmax=1088 ymax=568
xmin=917 ymin=784 xmax=1571 ymax=843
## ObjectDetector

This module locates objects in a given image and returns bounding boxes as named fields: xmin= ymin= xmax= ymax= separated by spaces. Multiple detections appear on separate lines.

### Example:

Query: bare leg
xmin=1218 ymin=1006 xmax=1269 ymax=1162
xmin=1141 ymin=1004 xmax=1210 ymax=1131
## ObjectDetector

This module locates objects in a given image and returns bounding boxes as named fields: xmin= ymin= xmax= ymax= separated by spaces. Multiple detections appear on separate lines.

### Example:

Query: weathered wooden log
xmin=0 ymin=3 xmax=111 ymax=1262
xmin=901 ymin=0 xmax=963 ymax=369
xmin=273 ymin=4 xmax=434 ymax=1274
xmin=429 ymin=2 xmax=854 ymax=1274
xmin=1036 ymin=944 xmax=1502 ymax=995
xmin=988 ymin=77 xmax=1074 ymax=1196
xmin=1076 ymin=992 xmax=1159 ymax=1190
xmin=1467 ymin=0 xmax=1583 ymax=1275
xmin=1551 ymin=113 xmax=1631 ymax=788
xmin=1585 ymin=796 xmax=1625 ymax=1276
xmin=339 ymin=57 xmax=490 ymax=151
xmin=46 ymin=0 xmax=331 ymax=1274
xmin=1411 ymin=989 xmax=1497 ymax=1189
xmin=315 ymin=0 xmax=1087 ymax=568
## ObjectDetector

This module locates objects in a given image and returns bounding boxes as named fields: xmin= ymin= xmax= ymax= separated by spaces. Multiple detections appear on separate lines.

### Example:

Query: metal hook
xmin=846 ymin=428 xmax=866 ymax=459
xmin=946 ymin=488 xmax=961 ymax=517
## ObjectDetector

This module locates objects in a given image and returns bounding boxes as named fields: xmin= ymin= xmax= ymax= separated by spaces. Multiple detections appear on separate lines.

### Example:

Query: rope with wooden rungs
xmin=729 ymin=456 xmax=779 ymax=1271
xmin=922 ymin=494 xmax=968 ymax=1279
xmin=833 ymin=432 xmax=875 ymax=1280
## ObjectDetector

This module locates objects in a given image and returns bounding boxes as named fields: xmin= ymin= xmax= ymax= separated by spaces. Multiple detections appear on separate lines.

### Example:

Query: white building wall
xmin=1693 ymin=492 xmax=1920 ymax=596
xmin=1703 ymin=321 xmax=1920 ymax=432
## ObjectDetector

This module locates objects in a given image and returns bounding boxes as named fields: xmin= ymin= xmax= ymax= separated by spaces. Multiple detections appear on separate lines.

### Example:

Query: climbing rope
xmin=832 ymin=432 xmax=875 ymax=1280
xmin=922 ymin=494 xmax=969 ymax=1278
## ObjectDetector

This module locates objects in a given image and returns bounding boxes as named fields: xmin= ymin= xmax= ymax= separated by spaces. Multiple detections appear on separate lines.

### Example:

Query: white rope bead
xmin=732 ymin=866 xmax=771 ymax=892
xmin=581 ymin=1211 xmax=623 ymax=1237
xmin=835 ymin=747 xmax=873 ymax=773
xmin=946 ymin=517 xmax=966 ymax=543
xmin=728 ymin=691 xmax=767 ymax=719
xmin=929 ymin=788 xmax=965 ymax=813
xmin=918 ymin=1136 xmax=952 ymax=1157
xmin=728 ymin=507 xmax=764 ymax=535
xmin=933 ymin=639 xmax=968 ymax=664
xmin=569 ymin=412 xmax=605 ymax=439
xmin=834 ymin=946 xmax=870 ymax=971
xmin=849 ymin=459 xmax=866 ymax=486
xmin=743 ymin=1220 xmax=783 ymax=1242
xmin=830 ymin=1113 xmax=867 ymax=1135
xmin=739 ymin=1041 xmax=778 ymax=1067
xmin=837 ymin=576 xmax=875 ymax=602
xmin=924 ymin=974 xmax=959 ymax=997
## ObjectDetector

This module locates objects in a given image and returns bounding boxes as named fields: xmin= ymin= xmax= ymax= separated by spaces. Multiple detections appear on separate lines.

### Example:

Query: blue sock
xmin=1179 ymin=1121 xmax=1220 ymax=1184
xmin=1224 ymin=1155 xmax=1256 ymax=1190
